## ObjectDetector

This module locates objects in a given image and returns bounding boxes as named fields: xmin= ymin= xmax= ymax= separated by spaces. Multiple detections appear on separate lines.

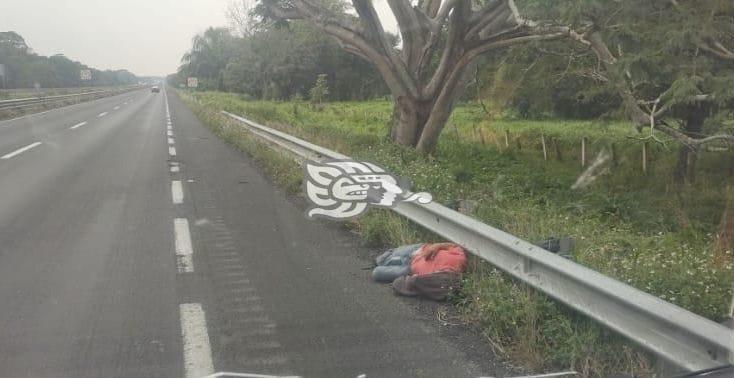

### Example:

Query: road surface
xmin=0 ymin=88 xmax=505 ymax=377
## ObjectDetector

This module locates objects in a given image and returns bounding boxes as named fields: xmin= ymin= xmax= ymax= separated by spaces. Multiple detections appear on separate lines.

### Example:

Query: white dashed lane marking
xmin=168 ymin=137 xmax=175 ymax=145
xmin=113 ymin=106 xmax=120 ymax=110
xmin=69 ymin=121 xmax=87 ymax=130
xmin=97 ymin=112 xmax=108 ymax=117
xmin=174 ymin=218 xmax=194 ymax=273
xmin=171 ymin=180 xmax=184 ymax=204
xmin=179 ymin=303 xmax=214 ymax=378
xmin=169 ymin=146 xmax=177 ymax=156
xmin=1 ymin=142 xmax=42 ymax=160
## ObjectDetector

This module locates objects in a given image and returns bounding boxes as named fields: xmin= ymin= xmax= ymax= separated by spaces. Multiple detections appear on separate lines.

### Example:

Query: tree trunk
xmin=673 ymin=105 xmax=706 ymax=186
xmin=415 ymin=101 xmax=457 ymax=153
xmin=674 ymin=147 xmax=698 ymax=185
xmin=390 ymin=96 xmax=432 ymax=147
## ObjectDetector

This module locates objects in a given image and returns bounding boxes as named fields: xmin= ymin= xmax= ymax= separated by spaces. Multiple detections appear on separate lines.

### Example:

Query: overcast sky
xmin=1 ymin=0 xmax=398 ymax=77
xmin=1 ymin=0 xmax=232 ymax=77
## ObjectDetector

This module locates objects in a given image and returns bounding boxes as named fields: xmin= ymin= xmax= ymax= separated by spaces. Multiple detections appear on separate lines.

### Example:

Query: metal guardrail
xmin=0 ymin=87 xmax=141 ymax=110
xmin=221 ymin=110 xmax=733 ymax=373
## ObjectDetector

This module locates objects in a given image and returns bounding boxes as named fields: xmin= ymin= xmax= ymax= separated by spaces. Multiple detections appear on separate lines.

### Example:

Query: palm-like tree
xmin=180 ymin=27 xmax=235 ymax=89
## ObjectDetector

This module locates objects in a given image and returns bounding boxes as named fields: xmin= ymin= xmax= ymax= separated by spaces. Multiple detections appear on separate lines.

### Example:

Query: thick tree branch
xmin=386 ymin=0 xmax=427 ymax=69
xmin=698 ymin=39 xmax=734 ymax=62
xmin=657 ymin=123 xmax=734 ymax=148
xmin=264 ymin=0 xmax=412 ymax=97
xmin=571 ymin=26 xmax=732 ymax=148
xmin=434 ymin=0 xmax=460 ymax=28
xmin=583 ymin=31 xmax=651 ymax=128
xmin=424 ymin=0 xmax=472 ymax=98
xmin=352 ymin=0 xmax=419 ymax=97
xmin=669 ymin=0 xmax=734 ymax=62
xmin=465 ymin=0 xmax=509 ymax=40
xmin=468 ymin=32 xmax=566 ymax=57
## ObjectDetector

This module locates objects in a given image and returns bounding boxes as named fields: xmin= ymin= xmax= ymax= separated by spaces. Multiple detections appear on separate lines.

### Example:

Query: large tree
xmin=259 ymin=0 xmax=578 ymax=153
xmin=552 ymin=0 xmax=734 ymax=168
xmin=180 ymin=27 xmax=238 ymax=91
xmin=546 ymin=0 xmax=734 ymax=254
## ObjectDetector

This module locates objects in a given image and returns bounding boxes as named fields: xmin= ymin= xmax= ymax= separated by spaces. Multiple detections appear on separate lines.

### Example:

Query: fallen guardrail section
xmin=222 ymin=110 xmax=733 ymax=373
xmin=0 ymin=86 xmax=142 ymax=111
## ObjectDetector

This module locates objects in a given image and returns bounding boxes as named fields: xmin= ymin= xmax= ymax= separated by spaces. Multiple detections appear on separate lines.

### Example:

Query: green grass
xmin=178 ymin=90 xmax=734 ymax=377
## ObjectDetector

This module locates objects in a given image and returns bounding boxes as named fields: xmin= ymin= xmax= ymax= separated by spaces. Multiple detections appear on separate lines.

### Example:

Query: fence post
xmin=478 ymin=126 xmax=487 ymax=146
xmin=504 ymin=130 xmax=510 ymax=147
xmin=642 ymin=142 xmax=648 ymax=173
xmin=541 ymin=134 xmax=548 ymax=161
xmin=581 ymin=137 xmax=587 ymax=167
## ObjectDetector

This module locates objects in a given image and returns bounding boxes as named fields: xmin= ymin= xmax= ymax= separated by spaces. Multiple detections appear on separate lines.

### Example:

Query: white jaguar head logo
xmin=304 ymin=160 xmax=432 ymax=219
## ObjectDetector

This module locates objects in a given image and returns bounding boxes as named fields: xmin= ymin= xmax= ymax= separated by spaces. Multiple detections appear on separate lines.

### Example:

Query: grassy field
xmin=178 ymin=90 xmax=733 ymax=377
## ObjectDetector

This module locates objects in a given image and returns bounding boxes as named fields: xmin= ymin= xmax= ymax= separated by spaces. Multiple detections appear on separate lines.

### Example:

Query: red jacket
xmin=410 ymin=244 xmax=466 ymax=276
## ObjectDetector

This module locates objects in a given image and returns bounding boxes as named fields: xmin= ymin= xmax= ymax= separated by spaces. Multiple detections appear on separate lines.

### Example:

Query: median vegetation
xmin=177 ymin=89 xmax=733 ymax=377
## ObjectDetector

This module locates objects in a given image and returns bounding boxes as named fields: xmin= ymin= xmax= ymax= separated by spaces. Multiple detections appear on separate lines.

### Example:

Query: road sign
xmin=187 ymin=77 xmax=198 ymax=88
xmin=80 ymin=69 xmax=92 ymax=81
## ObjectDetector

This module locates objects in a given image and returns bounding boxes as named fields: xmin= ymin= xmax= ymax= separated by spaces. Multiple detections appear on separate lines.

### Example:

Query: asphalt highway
xmin=0 ymin=88 xmax=505 ymax=378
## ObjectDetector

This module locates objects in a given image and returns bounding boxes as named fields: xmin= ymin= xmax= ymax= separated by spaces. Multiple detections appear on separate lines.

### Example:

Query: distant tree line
xmin=168 ymin=21 xmax=389 ymax=101
xmin=0 ymin=31 xmax=138 ymax=89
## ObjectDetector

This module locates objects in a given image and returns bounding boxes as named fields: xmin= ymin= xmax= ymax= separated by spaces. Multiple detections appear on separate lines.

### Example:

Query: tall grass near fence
xmin=178 ymin=90 xmax=733 ymax=377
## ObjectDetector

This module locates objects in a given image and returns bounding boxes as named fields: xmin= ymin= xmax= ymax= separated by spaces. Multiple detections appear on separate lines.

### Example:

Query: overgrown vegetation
xmin=178 ymin=89 xmax=733 ymax=377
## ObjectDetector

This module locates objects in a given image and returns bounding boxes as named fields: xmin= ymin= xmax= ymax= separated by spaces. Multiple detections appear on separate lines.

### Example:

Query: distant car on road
xmin=151 ymin=86 xmax=160 ymax=93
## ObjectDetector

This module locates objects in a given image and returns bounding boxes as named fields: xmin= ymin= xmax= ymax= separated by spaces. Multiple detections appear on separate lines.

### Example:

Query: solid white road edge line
xmin=1 ymin=142 xmax=42 ymax=159
xmin=172 ymin=180 xmax=184 ymax=204
xmin=174 ymin=218 xmax=194 ymax=273
xmin=179 ymin=303 xmax=214 ymax=378
xmin=69 ymin=121 xmax=88 ymax=130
